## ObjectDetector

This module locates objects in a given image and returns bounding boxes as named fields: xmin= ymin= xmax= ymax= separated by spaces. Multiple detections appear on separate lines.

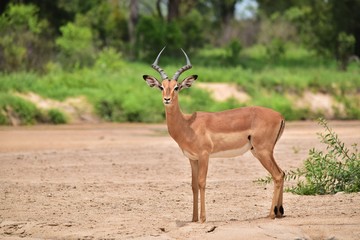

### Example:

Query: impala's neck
xmin=164 ymin=97 xmax=189 ymax=141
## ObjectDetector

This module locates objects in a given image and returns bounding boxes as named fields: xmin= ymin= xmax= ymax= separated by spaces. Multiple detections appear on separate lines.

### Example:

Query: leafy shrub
xmin=252 ymin=93 xmax=308 ymax=120
xmin=337 ymin=32 xmax=356 ymax=71
xmin=256 ymin=118 xmax=360 ymax=195
xmin=56 ymin=21 xmax=95 ymax=69
xmin=286 ymin=118 xmax=360 ymax=194
xmin=94 ymin=47 xmax=124 ymax=71
xmin=0 ymin=93 xmax=40 ymax=125
xmin=265 ymin=38 xmax=286 ymax=61
xmin=94 ymin=86 xmax=164 ymax=123
xmin=47 ymin=109 xmax=68 ymax=124
xmin=136 ymin=16 xmax=165 ymax=60
xmin=136 ymin=16 xmax=187 ymax=60
xmin=95 ymin=93 xmax=126 ymax=122
xmin=178 ymin=9 xmax=206 ymax=52
xmin=225 ymin=39 xmax=243 ymax=65
xmin=0 ymin=3 xmax=50 ymax=72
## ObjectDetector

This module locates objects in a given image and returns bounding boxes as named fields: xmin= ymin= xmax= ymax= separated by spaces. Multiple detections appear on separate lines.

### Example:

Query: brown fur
xmin=143 ymin=76 xmax=285 ymax=222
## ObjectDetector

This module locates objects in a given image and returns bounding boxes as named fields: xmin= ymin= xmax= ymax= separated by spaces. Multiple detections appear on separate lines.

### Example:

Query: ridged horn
xmin=151 ymin=46 xmax=168 ymax=80
xmin=172 ymin=48 xmax=192 ymax=81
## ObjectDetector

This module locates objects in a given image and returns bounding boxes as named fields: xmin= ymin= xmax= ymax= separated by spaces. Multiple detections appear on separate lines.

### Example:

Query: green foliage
xmin=251 ymin=92 xmax=308 ymax=121
xmin=84 ymin=1 xmax=128 ymax=50
xmin=337 ymin=32 xmax=356 ymax=71
xmin=136 ymin=16 xmax=184 ymax=60
xmin=0 ymin=45 xmax=359 ymax=123
xmin=178 ymin=9 xmax=206 ymax=52
xmin=135 ymin=9 xmax=208 ymax=60
xmin=94 ymin=47 xmax=125 ymax=72
xmin=0 ymin=93 xmax=39 ymax=125
xmin=0 ymin=3 xmax=50 ymax=72
xmin=47 ymin=109 xmax=68 ymax=124
xmin=256 ymin=118 xmax=360 ymax=195
xmin=56 ymin=21 xmax=95 ymax=69
xmin=265 ymin=38 xmax=286 ymax=61
xmin=286 ymin=118 xmax=360 ymax=194
xmin=282 ymin=2 xmax=360 ymax=70
xmin=0 ymin=94 xmax=67 ymax=125
xmin=93 ymin=86 xmax=164 ymax=123
xmin=225 ymin=39 xmax=243 ymax=65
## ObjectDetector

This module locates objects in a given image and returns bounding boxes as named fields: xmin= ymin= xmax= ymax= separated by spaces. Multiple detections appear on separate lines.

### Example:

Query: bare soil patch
xmin=0 ymin=122 xmax=359 ymax=239
xmin=196 ymin=83 xmax=250 ymax=103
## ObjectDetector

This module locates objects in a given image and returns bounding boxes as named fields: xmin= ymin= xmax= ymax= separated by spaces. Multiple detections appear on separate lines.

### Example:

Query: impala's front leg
xmin=198 ymin=154 xmax=209 ymax=223
xmin=189 ymin=159 xmax=199 ymax=222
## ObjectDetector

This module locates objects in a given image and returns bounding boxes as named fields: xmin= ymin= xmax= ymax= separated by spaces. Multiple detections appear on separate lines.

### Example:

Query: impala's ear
xmin=143 ymin=75 xmax=162 ymax=90
xmin=179 ymin=75 xmax=198 ymax=91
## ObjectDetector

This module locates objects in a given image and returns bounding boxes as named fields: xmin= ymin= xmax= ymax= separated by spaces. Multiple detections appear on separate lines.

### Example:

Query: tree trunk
xmin=156 ymin=0 xmax=164 ymax=20
xmin=168 ymin=0 xmax=181 ymax=22
xmin=128 ymin=0 xmax=138 ymax=58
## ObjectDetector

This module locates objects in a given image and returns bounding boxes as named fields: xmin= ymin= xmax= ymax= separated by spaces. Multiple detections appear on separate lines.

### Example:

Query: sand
xmin=0 ymin=121 xmax=359 ymax=239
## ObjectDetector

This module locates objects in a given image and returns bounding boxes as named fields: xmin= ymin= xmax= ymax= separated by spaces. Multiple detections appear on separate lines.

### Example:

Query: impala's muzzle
xmin=163 ymin=97 xmax=171 ymax=104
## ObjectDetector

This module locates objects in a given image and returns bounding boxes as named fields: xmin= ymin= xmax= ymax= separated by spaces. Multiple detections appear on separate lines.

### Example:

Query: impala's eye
xmin=159 ymin=86 xmax=164 ymax=91
xmin=174 ymin=86 xmax=179 ymax=91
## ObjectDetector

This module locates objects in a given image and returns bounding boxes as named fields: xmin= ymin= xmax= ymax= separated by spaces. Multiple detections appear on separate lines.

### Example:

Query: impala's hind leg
xmin=251 ymin=148 xmax=284 ymax=218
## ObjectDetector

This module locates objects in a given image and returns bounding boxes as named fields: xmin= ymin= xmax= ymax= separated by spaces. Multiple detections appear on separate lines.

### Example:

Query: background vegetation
xmin=0 ymin=0 xmax=359 ymax=125
xmin=256 ymin=118 xmax=360 ymax=195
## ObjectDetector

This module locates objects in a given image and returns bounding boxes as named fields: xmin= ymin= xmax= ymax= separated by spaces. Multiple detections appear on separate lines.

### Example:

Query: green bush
xmin=56 ymin=21 xmax=95 ymax=69
xmin=0 ymin=93 xmax=40 ymax=125
xmin=136 ymin=16 xmax=188 ymax=60
xmin=94 ymin=47 xmax=124 ymax=72
xmin=265 ymin=38 xmax=286 ymax=61
xmin=225 ymin=39 xmax=243 ymax=65
xmin=287 ymin=118 xmax=360 ymax=194
xmin=252 ymin=92 xmax=308 ymax=120
xmin=178 ymin=9 xmax=206 ymax=52
xmin=0 ymin=3 xmax=50 ymax=72
xmin=47 ymin=109 xmax=68 ymax=124
xmin=0 ymin=45 xmax=359 ymax=123
xmin=337 ymin=32 xmax=356 ymax=71
xmin=256 ymin=119 xmax=360 ymax=194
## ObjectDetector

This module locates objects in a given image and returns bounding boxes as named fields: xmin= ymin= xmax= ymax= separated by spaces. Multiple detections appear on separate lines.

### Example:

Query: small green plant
xmin=256 ymin=118 xmax=360 ymax=195
xmin=0 ymin=3 xmax=49 ymax=72
xmin=225 ymin=39 xmax=243 ymax=65
xmin=337 ymin=32 xmax=356 ymax=71
xmin=56 ymin=21 xmax=95 ymax=69
xmin=47 ymin=109 xmax=67 ymax=124
xmin=0 ymin=93 xmax=40 ymax=125
xmin=286 ymin=118 xmax=360 ymax=194
xmin=265 ymin=38 xmax=286 ymax=61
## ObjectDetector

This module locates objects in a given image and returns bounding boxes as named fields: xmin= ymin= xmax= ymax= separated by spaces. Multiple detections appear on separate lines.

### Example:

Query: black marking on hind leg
xmin=248 ymin=135 xmax=254 ymax=150
xmin=279 ymin=205 xmax=284 ymax=215
xmin=274 ymin=206 xmax=278 ymax=215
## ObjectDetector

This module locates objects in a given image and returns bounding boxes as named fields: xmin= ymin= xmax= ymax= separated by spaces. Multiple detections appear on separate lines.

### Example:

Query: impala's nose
xmin=163 ymin=97 xmax=171 ymax=104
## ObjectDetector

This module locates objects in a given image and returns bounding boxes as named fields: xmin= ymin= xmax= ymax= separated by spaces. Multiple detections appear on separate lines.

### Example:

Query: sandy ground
xmin=0 ymin=121 xmax=359 ymax=240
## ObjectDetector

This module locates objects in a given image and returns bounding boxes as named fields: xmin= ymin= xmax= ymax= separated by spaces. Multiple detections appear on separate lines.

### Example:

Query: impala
xmin=143 ymin=47 xmax=285 ymax=223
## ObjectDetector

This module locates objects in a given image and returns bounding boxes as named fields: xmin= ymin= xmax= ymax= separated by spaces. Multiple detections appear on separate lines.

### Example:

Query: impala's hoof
xmin=270 ymin=205 xmax=284 ymax=218
xmin=278 ymin=205 xmax=284 ymax=217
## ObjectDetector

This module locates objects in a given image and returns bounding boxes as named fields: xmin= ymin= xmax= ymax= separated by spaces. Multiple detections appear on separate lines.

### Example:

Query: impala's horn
xmin=152 ymin=47 xmax=168 ymax=80
xmin=173 ymin=48 xmax=192 ymax=81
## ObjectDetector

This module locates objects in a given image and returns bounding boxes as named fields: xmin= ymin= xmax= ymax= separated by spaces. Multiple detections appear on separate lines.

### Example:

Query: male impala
xmin=143 ymin=47 xmax=285 ymax=223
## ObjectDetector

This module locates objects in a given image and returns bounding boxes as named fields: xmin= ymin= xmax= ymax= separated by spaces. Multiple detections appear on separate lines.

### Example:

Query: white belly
xmin=210 ymin=142 xmax=252 ymax=158
xmin=182 ymin=142 xmax=252 ymax=159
